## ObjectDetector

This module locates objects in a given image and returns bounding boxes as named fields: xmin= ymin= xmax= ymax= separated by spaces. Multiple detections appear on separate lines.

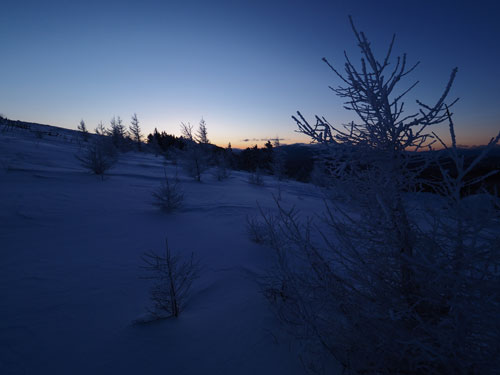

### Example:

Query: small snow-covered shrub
xmin=246 ymin=215 xmax=270 ymax=244
xmin=76 ymin=138 xmax=117 ymax=178
xmin=213 ymin=164 xmax=230 ymax=181
xmin=152 ymin=172 xmax=184 ymax=212
xmin=142 ymin=240 xmax=200 ymax=318
xmin=248 ymin=168 xmax=264 ymax=186
xmin=212 ymin=154 xmax=231 ymax=181
xmin=247 ymin=203 xmax=299 ymax=249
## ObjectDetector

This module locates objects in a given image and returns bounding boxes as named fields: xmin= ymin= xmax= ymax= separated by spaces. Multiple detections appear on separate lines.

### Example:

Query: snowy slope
xmin=0 ymin=129 xmax=326 ymax=374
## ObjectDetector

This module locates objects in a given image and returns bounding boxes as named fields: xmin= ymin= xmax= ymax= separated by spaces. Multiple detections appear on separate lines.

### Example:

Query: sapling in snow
xmin=129 ymin=113 xmax=142 ymax=151
xmin=142 ymin=239 xmax=200 ymax=318
xmin=75 ymin=138 xmax=117 ymax=178
xmin=248 ymin=168 xmax=264 ymax=186
xmin=152 ymin=170 xmax=184 ymax=211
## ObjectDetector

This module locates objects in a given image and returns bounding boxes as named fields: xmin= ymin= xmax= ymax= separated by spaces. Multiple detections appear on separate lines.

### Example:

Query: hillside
xmin=0 ymin=126 xmax=328 ymax=374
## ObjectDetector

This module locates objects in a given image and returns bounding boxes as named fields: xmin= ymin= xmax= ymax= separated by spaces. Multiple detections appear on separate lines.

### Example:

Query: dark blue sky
xmin=1 ymin=0 xmax=499 ymax=147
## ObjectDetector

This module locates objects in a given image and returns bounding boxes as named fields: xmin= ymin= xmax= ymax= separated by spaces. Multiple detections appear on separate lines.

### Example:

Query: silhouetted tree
xmin=77 ymin=119 xmax=89 ymax=141
xmin=238 ymin=145 xmax=260 ymax=172
xmin=95 ymin=121 xmax=106 ymax=136
xmin=195 ymin=118 xmax=209 ymax=144
xmin=76 ymin=138 xmax=117 ymax=178
xmin=179 ymin=122 xmax=209 ymax=181
xmin=108 ymin=116 xmax=127 ymax=148
xmin=142 ymin=240 xmax=200 ymax=319
xmin=129 ymin=113 xmax=142 ymax=151
xmin=180 ymin=122 xmax=194 ymax=141
xmin=225 ymin=142 xmax=235 ymax=169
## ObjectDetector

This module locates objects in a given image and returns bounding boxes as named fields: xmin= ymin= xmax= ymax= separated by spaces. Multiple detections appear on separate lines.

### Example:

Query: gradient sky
xmin=1 ymin=0 xmax=499 ymax=148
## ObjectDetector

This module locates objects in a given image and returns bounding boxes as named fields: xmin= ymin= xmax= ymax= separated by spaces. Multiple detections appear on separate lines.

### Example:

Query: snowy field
xmin=0 ymin=129 xmax=326 ymax=374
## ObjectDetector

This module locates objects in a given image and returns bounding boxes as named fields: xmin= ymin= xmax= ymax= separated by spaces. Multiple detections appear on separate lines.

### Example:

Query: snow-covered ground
xmin=0 ymin=129 xmax=326 ymax=374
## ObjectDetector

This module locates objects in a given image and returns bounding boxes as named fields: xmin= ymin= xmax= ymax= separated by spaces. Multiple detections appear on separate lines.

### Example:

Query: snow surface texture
xmin=0 ymin=129 xmax=323 ymax=374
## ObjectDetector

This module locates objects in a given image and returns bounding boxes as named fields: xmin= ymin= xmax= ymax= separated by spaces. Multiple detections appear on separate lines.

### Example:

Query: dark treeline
xmin=146 ymin=130 xmax=316 ymax=182
xmin=419 ymin=148 xmax=500 ymax=196
xmin=313 ymin=145 xmax=500 ymax=197
xmin=4 ymin=115 xmax=497 ymax=194
xmin=113 ymin=127 xmax=500 ymax=194
xmin=147 ymin=128 xmax=187 ymax=151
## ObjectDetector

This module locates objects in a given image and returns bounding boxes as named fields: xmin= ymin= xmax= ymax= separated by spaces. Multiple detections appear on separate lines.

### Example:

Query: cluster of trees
xmin=74 ymin=108 xmax=318 ymax=184
xmin=78 ymin=113 xmax=143 ymax=151
xmin=144 ymin=122 xmax=294 ymax=182
xmin=237 ymin=142 xmax=317 ymax=182
xmin=0 ymin=114 xmax=29 ymax=131
xmin=76 ymin=107 xmax=499 ymax=193
xmin=145 ymin=128 xmax=311 ymax=182
xmin=147 ymin=128 xmax=186 ymax=152
xmin=236 ymin=141 xmax=274 ymax=172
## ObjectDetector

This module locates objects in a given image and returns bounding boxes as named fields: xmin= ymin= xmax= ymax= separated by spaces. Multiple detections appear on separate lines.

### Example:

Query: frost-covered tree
xmin=292 ymin=16 xmax=458 ymax=303
xmin=77 ymin=119 xmax=89 ymax=141
xmin=75 ymin=138 xmax=117 ymax=179
xmin=179 ymin=122 xmax=209 ymax=182
xmin=95 ymin=121 xmax=106 ymax=136
xmin=195 ymin=118 xmax=209 ymax=144
xmin=261 ymin=17 xmax=500 ymax=374
xmin=108 ymin=116 xmax=127 ymax=148
xmin=180 ymin=122 xmax=194 ymax=141
xmin=248 ymin=167 xmax=264 ymax=186
xmin=129 ymin=113 xmax=142 ymax=151
xmin=152 ymin=171 xmax=184 ymax=211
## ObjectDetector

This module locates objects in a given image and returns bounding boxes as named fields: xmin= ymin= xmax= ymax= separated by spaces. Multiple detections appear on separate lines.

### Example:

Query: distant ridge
xmin=1 ymin=116 xmax=78 ymax=135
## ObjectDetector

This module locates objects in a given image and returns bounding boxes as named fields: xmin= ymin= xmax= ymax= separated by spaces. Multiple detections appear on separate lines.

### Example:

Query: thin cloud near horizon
xmin=240 ymin=137 xmax=287 ymax=143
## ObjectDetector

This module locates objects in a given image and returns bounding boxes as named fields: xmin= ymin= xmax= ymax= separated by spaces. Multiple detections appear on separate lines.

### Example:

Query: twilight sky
xmin=1 ymin=0 xmax=499 ymax=148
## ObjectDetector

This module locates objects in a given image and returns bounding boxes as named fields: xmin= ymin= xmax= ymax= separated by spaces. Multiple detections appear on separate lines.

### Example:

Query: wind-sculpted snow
xmin=0 ymin=130 xmax=321 ymax=375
